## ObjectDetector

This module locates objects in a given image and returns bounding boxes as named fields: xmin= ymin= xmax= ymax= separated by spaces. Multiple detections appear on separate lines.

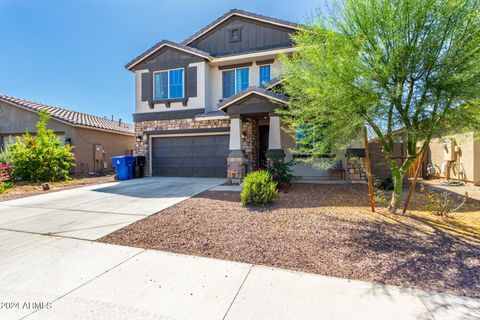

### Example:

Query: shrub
xmin=0 ymin=141 xmax=13 ymax=166
xmin=9 ymin=110 xmax=75 ymax=182
xmin=373 ymin=189 xmax=390 ymax=206
xmin=241 ymin=170 xmax=278 ymax=205
xmin=420 ymin=185 xmax=468 ymax=217
xmin=267 ymin=159 xmax=299 ymax=185
xmin=0 ymin=164 xmax=13 ymax=194
xmin=373 ymin=175 xmax=394 ymax=191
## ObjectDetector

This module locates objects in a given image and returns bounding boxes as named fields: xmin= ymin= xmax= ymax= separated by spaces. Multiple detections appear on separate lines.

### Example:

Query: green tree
xmin=10 ymin=110 xmax=75 ymax=182
xmin=280 ymin=0 xmax=480 ymax=213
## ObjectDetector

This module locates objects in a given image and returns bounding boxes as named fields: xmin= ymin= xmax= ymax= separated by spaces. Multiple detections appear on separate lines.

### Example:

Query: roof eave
xmin=183 ymin=11 xmax=299 ymax=46
xmin=219 ymin=91 xmax=289 ymax=110
xmin=126 ymin=43 xmax=212 ymax=71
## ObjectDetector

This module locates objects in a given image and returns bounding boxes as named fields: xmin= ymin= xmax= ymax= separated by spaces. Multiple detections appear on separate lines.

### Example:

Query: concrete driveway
xmin=0 ymin=177 xmax=224 ymax=240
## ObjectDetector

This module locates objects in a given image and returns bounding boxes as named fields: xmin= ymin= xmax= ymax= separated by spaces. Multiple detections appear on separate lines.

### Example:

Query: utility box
xmin=94 ymin=144 xmax=103 ymax=161
xmin=443 ymin=139 xmax=456 ymax=161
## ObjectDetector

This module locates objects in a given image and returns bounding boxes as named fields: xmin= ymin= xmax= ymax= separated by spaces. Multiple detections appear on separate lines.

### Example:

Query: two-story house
xmin=127 ymin=9 xmax=365 ymax=181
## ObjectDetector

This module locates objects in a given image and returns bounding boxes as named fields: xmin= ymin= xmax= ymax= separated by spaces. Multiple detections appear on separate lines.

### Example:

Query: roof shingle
xmin=0 ymin=94 xmax=134 ymax=135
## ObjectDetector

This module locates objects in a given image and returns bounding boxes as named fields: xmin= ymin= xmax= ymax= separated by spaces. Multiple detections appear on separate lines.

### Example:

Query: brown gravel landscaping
xmin=100 ymin=182 xmax=480 ymax=298
xmin=0 ymin=174 xmax=115 ymax=202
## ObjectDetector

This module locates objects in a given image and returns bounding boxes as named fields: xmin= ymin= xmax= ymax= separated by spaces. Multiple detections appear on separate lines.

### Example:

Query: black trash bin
xmin=132 ymin=156 xmax=146 ymax=178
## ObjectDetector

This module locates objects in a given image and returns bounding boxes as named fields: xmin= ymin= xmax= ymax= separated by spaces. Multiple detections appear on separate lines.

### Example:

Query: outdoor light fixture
xmin=136 ymin=136 xmax=142 ymax=142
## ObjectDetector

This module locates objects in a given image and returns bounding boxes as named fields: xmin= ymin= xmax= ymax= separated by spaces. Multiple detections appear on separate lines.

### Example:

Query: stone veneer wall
xmin=242 ymin=117 xmax=259 ymax=173
xmin=134 ymin=118 xmax=230 ymax=175
xmin=346 ymin=157 xmax=367 ymax=180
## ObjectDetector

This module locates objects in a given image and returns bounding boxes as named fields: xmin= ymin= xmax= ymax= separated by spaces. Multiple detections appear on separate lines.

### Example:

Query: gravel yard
xmin=420 ymin=179 xmax=480 ymax=200
xmin=0 ymin=174 xmax=115 ymax=202
xmin=100 ymin=183 xmax=480 ymax=298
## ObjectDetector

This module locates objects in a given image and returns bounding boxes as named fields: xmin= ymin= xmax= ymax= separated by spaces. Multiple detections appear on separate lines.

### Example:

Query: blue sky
xmin=0 ymin=0 xmax=323 ymax=124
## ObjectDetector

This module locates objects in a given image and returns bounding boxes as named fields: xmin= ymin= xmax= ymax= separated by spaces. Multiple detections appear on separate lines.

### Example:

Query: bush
xmin=9 ymin=110 xmax=75 ymax=182
xmin=241 ymin=171 xmax=278 ymax=205
xmin=0 ymin=164 xmax=13 ymax=194
xmin=0 ymin=141 xmax=13 ymax=166
xmin=267 ymin=159 xmax=299 ymax=185
xmin=373 ymin=175 xmax=394 ymax=191
xmin=420 ymin=185 xmax=468 ymax=217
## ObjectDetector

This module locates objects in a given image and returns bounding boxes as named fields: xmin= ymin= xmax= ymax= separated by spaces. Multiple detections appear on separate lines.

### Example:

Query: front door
xmin=258 ymin=125 xmax=269 ymax=169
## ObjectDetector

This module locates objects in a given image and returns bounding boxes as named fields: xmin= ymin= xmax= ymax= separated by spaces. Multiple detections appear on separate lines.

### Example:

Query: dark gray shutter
xmin=186 ymin=67 xmax=197 ymax=98
xmin=141 ymin=72 xmax=152 ymax=102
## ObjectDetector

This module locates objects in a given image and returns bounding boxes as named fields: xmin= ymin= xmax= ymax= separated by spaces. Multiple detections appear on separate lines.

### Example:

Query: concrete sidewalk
xmin=0 ymin=230 xmax=478 ymax=320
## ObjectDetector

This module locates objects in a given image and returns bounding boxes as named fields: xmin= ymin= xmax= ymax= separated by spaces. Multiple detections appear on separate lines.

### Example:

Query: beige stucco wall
xmin=0 ymin=101 xmax=75 ymax=140
xmin=135 ymin=61 xmax=208 ymax=113
xmin=428 ymin=131 xmax=479 ymax=185
xmin=0 ymin=101 xmax=134 ymax=174
xmin=72 ymin=127 xmax=134 ymax=174
xmin=208 ymin=58 xmax=284 ymax=110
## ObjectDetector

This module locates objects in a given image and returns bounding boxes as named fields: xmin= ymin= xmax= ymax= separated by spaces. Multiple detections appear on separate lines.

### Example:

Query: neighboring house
xmin=426 ymin=132 xmax=480 ymax=185
xmin=0 ymin=94 xmax=134 ymax=174
xmin=368 ymin=131 xmax=480 ymax=186
xmin=127 ymin=9 xmax=365 ymax=181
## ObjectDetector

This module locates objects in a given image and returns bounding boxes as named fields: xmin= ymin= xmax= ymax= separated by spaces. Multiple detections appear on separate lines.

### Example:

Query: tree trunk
xmin=388 ymin=170 xmax=403 ymax=213
xmin=386 ymin=156 xmax=405 ymax=214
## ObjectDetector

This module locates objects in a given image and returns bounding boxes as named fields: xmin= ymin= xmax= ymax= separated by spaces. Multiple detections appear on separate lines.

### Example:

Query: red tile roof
xmin=0 ymin=94 xmax=134 ymax=135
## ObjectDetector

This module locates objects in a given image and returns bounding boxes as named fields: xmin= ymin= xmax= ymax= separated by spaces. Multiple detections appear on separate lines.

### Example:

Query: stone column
xmin=227 ymin=115 xmax=248 ymax=182
xmin=266 ymin=114 xmax=285 ymax=164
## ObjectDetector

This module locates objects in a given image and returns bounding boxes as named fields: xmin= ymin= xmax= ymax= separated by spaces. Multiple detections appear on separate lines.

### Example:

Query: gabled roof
xmin=264 ymin=76 xmax=285 ymax=90
xmin=218 ymin=86 xmax=289 ymax=110
xmin=0 ymin=94 xmax=134 ymax=135
xmin=125 ymin=40 xmax=212 ymax=71
xmin=182 ymin=9 xmax=299 ymax=46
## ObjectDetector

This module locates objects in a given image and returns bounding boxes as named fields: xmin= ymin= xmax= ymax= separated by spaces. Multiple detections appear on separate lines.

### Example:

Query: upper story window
xmin=153 ymin=68 xmax=184 ymax=100
xmin=259 ymin=65 xmax=271 ymax=86
xmin=222 ymin=68 xmax=249 ymax=99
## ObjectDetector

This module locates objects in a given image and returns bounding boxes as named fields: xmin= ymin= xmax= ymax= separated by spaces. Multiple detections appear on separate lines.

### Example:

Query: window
xmin=154 ymin=71 xmax=168 ymax=100
xmin=222 ymin=68 xmax=249 ymax=99
xmin=235 ymin=68 xmax=249 ymax=93
xmin=153 ymin=68 xmax=184 ymax=100
xmin=259 ymin=65 xmax=271 ymax=86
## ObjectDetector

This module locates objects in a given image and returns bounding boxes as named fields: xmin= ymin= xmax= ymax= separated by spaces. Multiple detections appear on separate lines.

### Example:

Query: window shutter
xmin=186 ymin=66 xmax=197 ymax=98
xmin=141 ymin=72 xmax=152 ymax=102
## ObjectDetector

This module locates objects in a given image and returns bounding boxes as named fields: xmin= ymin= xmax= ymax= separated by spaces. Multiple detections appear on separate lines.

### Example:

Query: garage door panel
xmin=151 ymin=135 xmax=229 ymax=178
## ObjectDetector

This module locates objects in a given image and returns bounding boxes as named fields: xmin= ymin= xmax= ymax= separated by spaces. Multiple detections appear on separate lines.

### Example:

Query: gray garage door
xmin=151 ymin=135 xmax=229 ymax=178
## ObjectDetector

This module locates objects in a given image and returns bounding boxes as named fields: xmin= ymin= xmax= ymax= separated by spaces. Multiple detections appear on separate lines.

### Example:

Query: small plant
xmin=420 ymin=185 xmax=468 ymax=217
xmin=0 ymin=141 xmax=13 ymax=166
xmin=267 ymin=159 xmax=299 ymax=186
xmin=241 ymin=170 xmax=278 ymax=205
xmin=9 ymin=110 xmax=75 ymax=182
xmin=373 ymin=175 xmax=394 ymax=191
xmin=373 ymin=189 xmax=390 ymax=206
xmin=0 ymin=164 xmax=13 ymax=194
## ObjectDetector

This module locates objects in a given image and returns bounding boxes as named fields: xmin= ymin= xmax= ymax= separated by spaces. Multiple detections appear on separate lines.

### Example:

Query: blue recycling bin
xmin=111 ymin=155 xmax=135 ymax=181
